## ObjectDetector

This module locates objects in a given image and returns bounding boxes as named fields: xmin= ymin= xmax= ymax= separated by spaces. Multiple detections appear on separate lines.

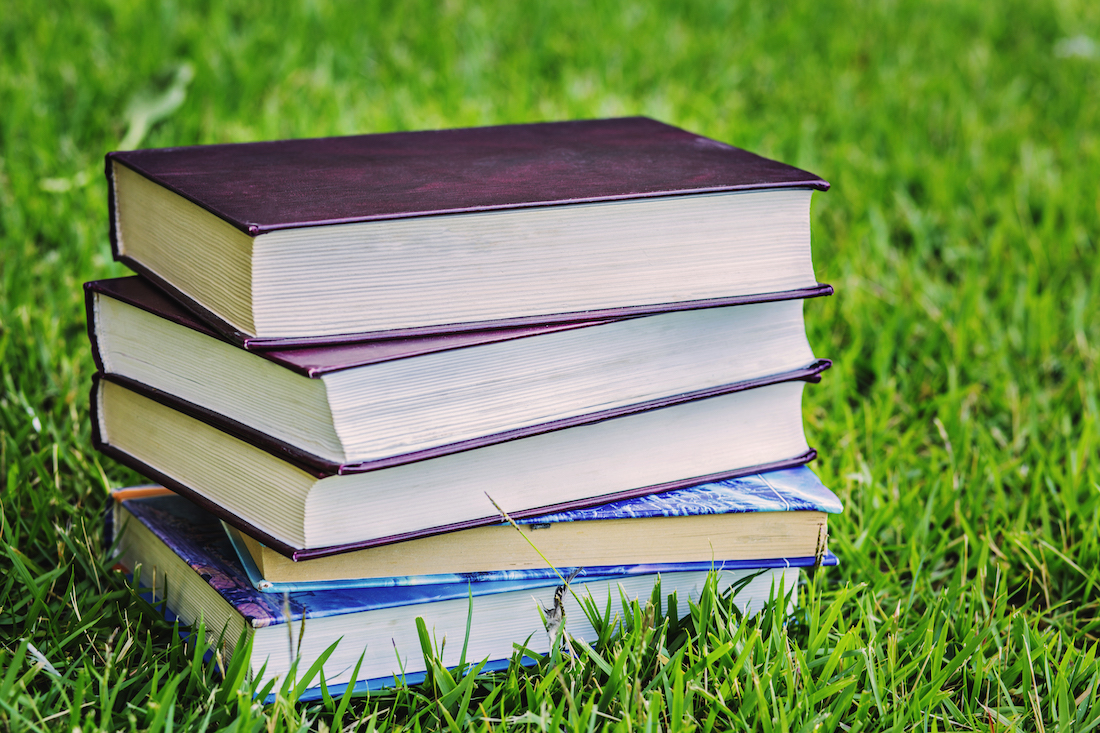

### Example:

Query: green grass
xmin=2 ymin=0 xmax=1100 ymax=729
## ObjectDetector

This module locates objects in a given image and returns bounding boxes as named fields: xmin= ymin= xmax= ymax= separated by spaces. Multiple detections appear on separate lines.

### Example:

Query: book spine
xmin=84 ymin=284 xmax=107 ymax=374
xmin=105 ymin=156 xmax=121 ymax=261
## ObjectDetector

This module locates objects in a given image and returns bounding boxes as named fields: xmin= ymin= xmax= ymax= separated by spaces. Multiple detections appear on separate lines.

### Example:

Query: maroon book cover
xmin=107 ymin=117 xmax=829 ymax=237
xmin=105 ymin=117 xmax=832 ymax=349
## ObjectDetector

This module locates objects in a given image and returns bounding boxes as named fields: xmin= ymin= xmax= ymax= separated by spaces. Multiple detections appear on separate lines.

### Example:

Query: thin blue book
xmin=226 ymin=465 xmax=842 ymax=592
xmin=109 ymin=480 xmax=836 ymax=698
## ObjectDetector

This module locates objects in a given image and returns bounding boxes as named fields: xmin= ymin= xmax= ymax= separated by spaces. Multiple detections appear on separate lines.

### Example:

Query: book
xmin=106 ymin=117 xmax=830 ymax=346
xmin=222 ymin=465 xmax=841 ymax=591
xmin=110 ymin=488 xmax=807 ymax=696
xmin=88 ymin=276 xmax=826 ymax=467
xmin=91 ymin=362 xmax=827 ymax=559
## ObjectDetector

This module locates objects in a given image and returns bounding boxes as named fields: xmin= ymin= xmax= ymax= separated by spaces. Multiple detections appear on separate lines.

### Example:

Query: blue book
xmin=109 ymin=486 xmax=832 ymax=698
xmin=227 ymin=465 xmax=842 ymax=592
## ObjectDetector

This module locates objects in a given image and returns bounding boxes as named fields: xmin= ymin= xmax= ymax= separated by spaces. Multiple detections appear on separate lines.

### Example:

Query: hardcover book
xmin=110 ymin=488 xmax=806 ymax=697
xmin=91 ymin=362 xmax=827 ymax=559
xmin=106 ymin=117 xmax=830 ymax=346
xmin=88 ymin=276 xmax=827 ymax=467
xmin=221 ymin=465 xmax=842 ymax=591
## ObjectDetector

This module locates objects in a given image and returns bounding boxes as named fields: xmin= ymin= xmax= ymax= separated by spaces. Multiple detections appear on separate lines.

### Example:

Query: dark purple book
xmin=88 ymin=275 xmax=831 ymax=471
xmin=106 ymin=117 xmax=830 ymax=347
xmin=91 ymin=359 xmax=829 ymax=560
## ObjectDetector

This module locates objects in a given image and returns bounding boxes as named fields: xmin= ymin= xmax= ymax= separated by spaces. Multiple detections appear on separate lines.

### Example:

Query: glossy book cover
xmin=225 ymin=465 xmax=842 ymax=592
xmin=522 ymin=465 xmax=843 ymax=522
xmin=110 ymin=485 xmax=816 ymax=701
xmin=110 ymin=487 xmax=836 ymax=626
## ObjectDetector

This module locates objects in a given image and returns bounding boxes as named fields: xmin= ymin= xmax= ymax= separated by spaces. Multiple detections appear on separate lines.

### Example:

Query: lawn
xmin=2 ymin=0 xmax=1099 ymax=729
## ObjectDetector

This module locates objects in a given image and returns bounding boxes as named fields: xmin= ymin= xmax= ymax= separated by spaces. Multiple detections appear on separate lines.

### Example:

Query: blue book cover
xmin=110 ymin=489 xmax=824 ymax=700
xmin=519 ymin=465 xmax=843 ymax=522
xmin=223 ymin=465 xmax=842 ymax=593
xmin=111 ymin=464 xmax=842 ymax=623
xmin=116 ymin=492 xmax=585 ymax=627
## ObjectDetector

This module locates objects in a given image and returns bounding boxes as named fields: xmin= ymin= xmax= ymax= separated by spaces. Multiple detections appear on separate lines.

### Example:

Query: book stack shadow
xmin=88 ymin=117 xmax=843 ymax=698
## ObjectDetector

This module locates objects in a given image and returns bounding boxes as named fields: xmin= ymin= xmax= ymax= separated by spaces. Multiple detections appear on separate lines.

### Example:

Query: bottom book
xmin=110 ymin=489 xmax=811 ymax=697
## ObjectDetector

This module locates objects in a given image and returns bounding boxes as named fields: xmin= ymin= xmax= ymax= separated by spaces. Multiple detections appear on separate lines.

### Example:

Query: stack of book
xmin=89 ymin=117 xmax=843 ymax=696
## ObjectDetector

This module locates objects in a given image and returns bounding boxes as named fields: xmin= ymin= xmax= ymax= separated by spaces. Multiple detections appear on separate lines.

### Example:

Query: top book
xmin=107 ymin=117 xmax=830 ymax=347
